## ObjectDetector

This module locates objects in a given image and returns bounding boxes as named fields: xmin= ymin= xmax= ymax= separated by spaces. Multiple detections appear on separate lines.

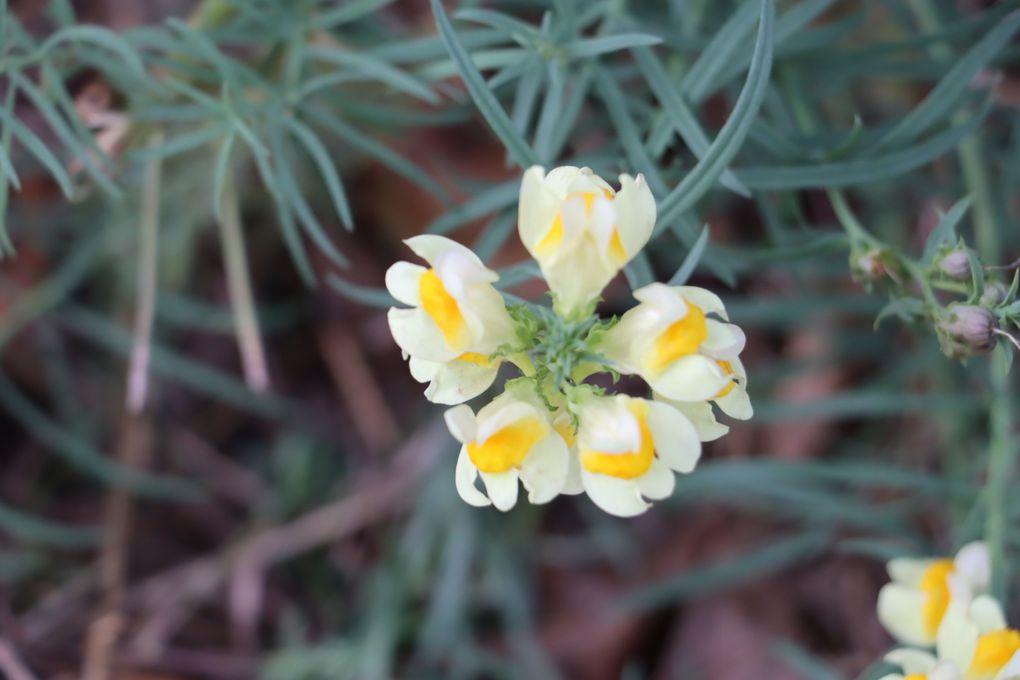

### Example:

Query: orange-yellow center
xmin=714 ymin=360 xmax=737 ymax=398
xmin=419 ymin=269 xmax=470 ymax=350
xmin=535 ymin=213 xmax=564 ymax=257
xmin=457 ymin=352 xmax=495 ymax=367
xmin=903 ymin=675 xmax=926 ymax=680
xmin=467 ymin=416 xmax=546 ymax=474
xmin=920 ymin=560 xmax=954 ymax=638
xmin=580 ymin=401 xmax=655 ymax=479
xmin=969 ymin=629 xmax=1020 ymax=679
xmin=553 ymin=415 xmax=577 ymax=449
xmin=534 ymin=190 xmax=619 ymax=260
xmin=647 ymin=303 xmax=708 ymax=375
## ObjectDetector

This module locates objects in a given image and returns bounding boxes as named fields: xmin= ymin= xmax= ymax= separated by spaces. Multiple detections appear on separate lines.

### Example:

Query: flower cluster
xmin=386 ymin=166 xmax=751 ymax=516
xmin=877 ymin=542 xmax=1020 ymax=680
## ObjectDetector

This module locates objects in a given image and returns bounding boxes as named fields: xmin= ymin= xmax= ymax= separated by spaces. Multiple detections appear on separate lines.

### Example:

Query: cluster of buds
xmin=386 ymin=166 xmax=751 ymax=516
xmin=877 ymin=542 xmax=1020 ymax=680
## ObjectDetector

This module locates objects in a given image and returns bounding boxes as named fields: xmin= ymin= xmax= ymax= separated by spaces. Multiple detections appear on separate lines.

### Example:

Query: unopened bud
xmin=937 ymin=249 xmax=972 ymax=280
xmin=980 ymin=281 xmax=1009 ymax=307
xmin=851 ymin=248 xmax=886 ymax=284
xmin=936 ymin=304 xmax=998 ymax=358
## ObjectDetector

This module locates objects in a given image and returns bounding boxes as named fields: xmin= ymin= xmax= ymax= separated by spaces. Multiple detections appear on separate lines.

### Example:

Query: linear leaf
xmin=876 ymin=10 xmax=1020 ymax=149
xmin=669 ymin=224 xmax=711 ymax=285
xmin=431 ymin=0 xmax=539 ymax=168
xmin=632 ymin=46 xmax=748 ymax=196
xmin=327 ymin=275 xmax=397 ymax=308
xmin=0 ymin=103 xmax=75 ymax=198
xmin=307 ymin=46 xmax=438 ymax=104
xmin=286 ymin=116 xmax=354 ymax=231
xmin=39 ymin=24 xmax=146 ymax=77
xmin=736 ymin=106 xmax=990 ymax=190
xmin=454 ymin=8 xmax=542 ymax=42
xmin=657 ymin=0 xmax=776 ymax=230
xmin=566 ymin=32 xmax=662 ymax=59
xmin=427 ymin=179 xmax=518 ymax=234
xmin=313 ymin=0 xmax=397 ymax=28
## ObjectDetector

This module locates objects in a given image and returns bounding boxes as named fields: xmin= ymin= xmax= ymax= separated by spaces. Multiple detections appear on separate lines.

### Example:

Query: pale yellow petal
xmin=716 ymin=383 xmax=753 ymax=420
xmin=645 ymin=400 xmax=701 ymax=473
xmin=422 ymin=358 xmax=499 ymax=405
xmin=580 ymin=468 xmax=650 ymax=517
xmin=677 ymin=286 xmax=729 ymax=320
xmin=480 ymin=470 xmax=519 ymax=511
xmin=648 ymin=353 xmax=730 ymax=402
xmin=455 ymin=447 xmax=490 ymax=507
xmin=877 ymin=583 xmax=933 ymax=646
xmin=702 ymin=319 xmax=746 ymax=359
xmin=384 ymin=261 xmax=426 ymax=306
xmin=444 ymin=404 xmax=477 ymax=444
xmin=665 ymin=398 xmax=730 ymax=442
xmin=885 ymin=648 xmax=938 ymax=675
xmin=636 ymin=458 xmax=675 ymax=500
xmin=518 ymin=434 xmax=569 ymax=504
xmin=969 ymin=594 xmax=1007 ymax=632
xmin=614 ymin=173 xmax=655 ymax=258
xmin=936 ymin=602 xmax=979 ymax=670
xmin=387 ymin=307 xmax=460 ymax=362
xmin=954 ymin=542 xmax=991 ymax=593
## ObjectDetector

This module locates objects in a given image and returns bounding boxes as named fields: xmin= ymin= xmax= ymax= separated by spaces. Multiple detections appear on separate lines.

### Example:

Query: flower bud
xmin=936 ymin=304 xmax=997 ymax=358
xmin=980 ymin=280 xmax=1009 ymax=307
xmin=937 ymin=249 xmax=972 ymax=280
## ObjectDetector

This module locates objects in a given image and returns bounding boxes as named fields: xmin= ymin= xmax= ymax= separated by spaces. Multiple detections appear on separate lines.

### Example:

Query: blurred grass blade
xmin=327 ymin=275 xmax=398 ymax=308
xmin=431 ymin=0 xmax=539 ymax=168
xmin=313 ymin=0 xmax=397 ymax=28
xmin=632 ymin=47 xmax=748 ymax=196
xmin=286 ymin=116 xmax=354 ymax=231
xmin=920 ymin=195 xmax=973 ymax=266
xmin=306 ymin=46 xmax=438 ymax=104
xmin=454 ymin=8 xmax=542 ymax=42
xmin=737 ymin=104 xmax=991 ymax=189
xmin=622 ymin=532 xmax=830 ymax=611
xmin=682 ymin=0 xmax=759 ymax=103
xmin=566 ymin=32 xmax=662 ymax=59
xmin=657 ymin=0 xmax=775 ymax=230
xmin=0 ymin=99 xmax=75 ymax=198
xmin=0 ymin=501 xmax=100 ymax=549
xmin=0 ymin=371 xmax=199 ymax=499
xmin=39 ymin=24 xmax=146 ymax=77
xmin=623 ymin=252 xmax=654 ymax=290
xmin=668 ymin=224 xmax=710 ymax=285
xmin=875 ymin=10 xmax=1020 ymax=149
xmin=533 ymin=60 xmax=564 ymax=165
xmin=427 ymin=179 xmax=518 ymax=234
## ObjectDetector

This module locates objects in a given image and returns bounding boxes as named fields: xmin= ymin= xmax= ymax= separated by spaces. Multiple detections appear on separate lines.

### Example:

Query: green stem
xmin=984 ymin=346 xmax=1015 ymax=602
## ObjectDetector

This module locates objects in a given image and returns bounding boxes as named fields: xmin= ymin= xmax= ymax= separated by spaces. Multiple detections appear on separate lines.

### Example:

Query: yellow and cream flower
xmin=937 ymin=596 xmax=1020 ymax=680
xmin=386 ymin=235 xmax=515 ymax=364
xmin=573 ymin=394 xmax=701 ymax=517
xmin=877 ymin=542 xmax=991 ymax=647
xmin=444 ymin=387 xmax=569 ymax=511
xmin=880 ymin=649 xmax=962 ymax=680
xmin=407 ymin=353 xmax=501 ymax=405
xmin=600 ymin=283 xmax=747 ymax=403
xmin=518 ymin=165 xmax=655 ymax=317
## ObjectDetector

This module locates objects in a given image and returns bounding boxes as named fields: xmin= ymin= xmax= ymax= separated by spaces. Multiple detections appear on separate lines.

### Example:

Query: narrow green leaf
xmin=327 ymin=274 xmax=397 ymax=308
xmin=138 ymin=122 xmax=232 ymax=159
xmin=0 ymin=501 xmax=100 ymax=549
xmin=632 ymin=47 xmax=749 ymax=196
xmin=736 ymin=105 xmax=990 ymax=190
xmin=305 ymin=105 xmax=451 ymax=202
xmin=668 ymin=224 xmax=710 ymax=285
xmin=657 ymin=0 xmax=776 ymax=230
xmin=307 ymin=46 xmax=438 ymax=104
xmin=211 ymin=131 xmax=237 ymax=220
xmin=286 ymin=116 xmax=354 ymax=231
xmin=431 ymin=0 xmax=539 ymax=168
xmin=920 ymin=196 xmax=973 ymax=267
xmin=39 ymin=24 xmax=146 ymax=77
xmin=0 ymin=103 xmax=75 ymax=198
xmin=427 ymin=179 xmax=518 ymax=234
xmin=454 ymin=8 xmax=542 ymax=43
xmin=533 ymin=60 xmax=564 ymax=165
xmin=566 ymin=32 xmax=662 ymax=59
xmin=313 ymin=0 xmax=397 ymax=28
xmin=681 ymin=0 xmax=759 ymax=103
xmin=876 ymin=10 xmax=1020 ymax=149
xmin=510 ymin=58 xmax=543 ymax=138
xmin=0 ymin=370 xmax=200 ymax=499
xmin=623 ymin=252 xmax=655 ymax=290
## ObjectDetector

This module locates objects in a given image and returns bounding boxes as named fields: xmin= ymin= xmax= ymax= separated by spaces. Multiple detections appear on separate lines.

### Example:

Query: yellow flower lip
xmin=920 ymin=559 xmax=954 ymax=638
xmin=969 ymin=629 xmax=1020 ymax=679
xmin=646 ymin=302 xmax=708 ymax=375
xmin=714 ymin=360 xmax=737 ymax=398
xmin=467 ymin=416 xmax=547 ymax=474
xmin=419 ymin=268 xmax=470 ymax=350
xmin=580 ymin=400 xmax=655 ymax=479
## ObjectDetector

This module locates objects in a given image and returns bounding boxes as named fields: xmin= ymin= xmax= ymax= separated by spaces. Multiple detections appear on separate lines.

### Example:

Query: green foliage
xmin=3 ymin=0 xmax=1020 ymax=677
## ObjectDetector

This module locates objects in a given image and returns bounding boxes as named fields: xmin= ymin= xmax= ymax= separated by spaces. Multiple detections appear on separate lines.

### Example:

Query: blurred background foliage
xmin=1 ymin=0 xmax=1019 ymax=678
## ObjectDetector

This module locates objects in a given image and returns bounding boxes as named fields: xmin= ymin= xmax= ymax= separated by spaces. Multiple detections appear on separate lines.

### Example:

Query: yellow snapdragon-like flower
xmin=518 ymin=165 xmax=655 ymax=317
xmin=878 ymin=542 xmax=990 ymax=647
xmin=386 ymin=235 xmax=515 ymax=403
xmin=444 ymin=386 xmax=569 ymax=511
xmin=880 ymin=649 xmax=963 ymax=680
xmin=571 ymin=394 xmax=701 ymax=517
xmin=937 ymin=596 xmax=1020 ymax=680
xmin=601 ymin=283 xmax=748 ymax=404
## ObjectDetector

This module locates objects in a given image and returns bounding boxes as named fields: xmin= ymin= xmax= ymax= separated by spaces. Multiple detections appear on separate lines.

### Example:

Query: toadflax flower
xmin=518 ymin=165 xmax=655 ymax=317
xmin=386 ymin=235 xmax=515 ymax=403
xmin=571 ymin=394 xmax=701 ymax=517
xmin=877 ymin=542 xmax=990 ymax=647
xmin=937 ymin=596 xmax=1020 ymax=680
xmin=599 ymin=283 xmax=748 ymax=404
xmin=444 ymin=385 xmax=569 ymax=511
xmin=879 ymin=649 xmax=962 ymax=680
xmin=382 ymin=165 xmax=751 ymax=516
